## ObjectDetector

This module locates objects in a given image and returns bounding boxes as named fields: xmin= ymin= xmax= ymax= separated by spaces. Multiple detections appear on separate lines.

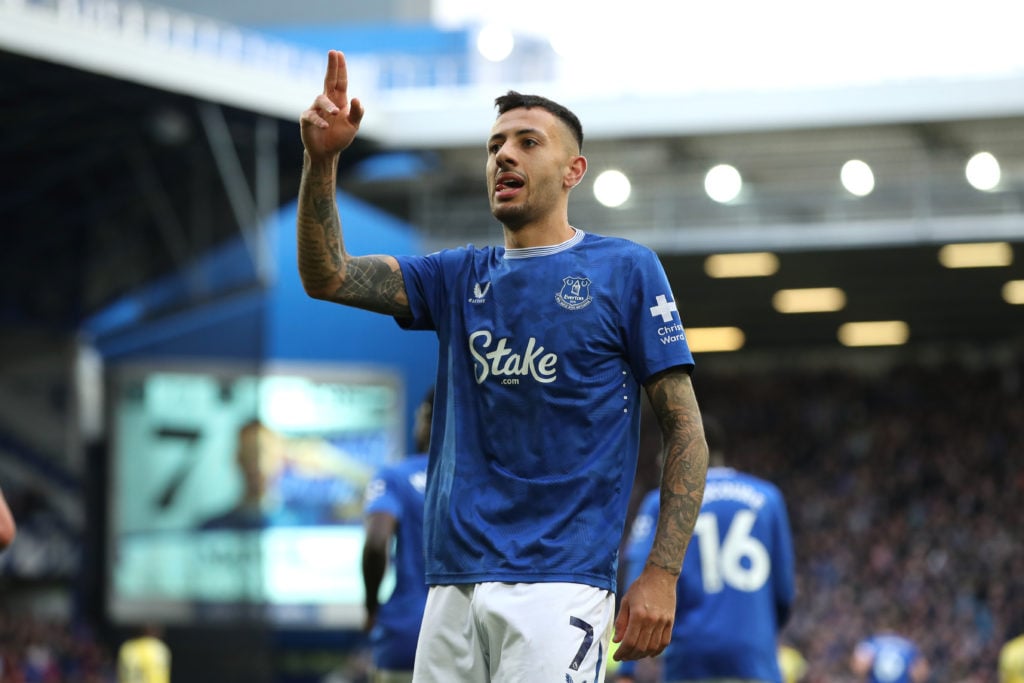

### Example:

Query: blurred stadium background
xmin=0 ymin=0 xmax=1022 ymax=680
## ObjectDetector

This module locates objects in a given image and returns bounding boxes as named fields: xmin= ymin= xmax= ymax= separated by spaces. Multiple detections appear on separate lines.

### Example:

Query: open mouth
xmin=495 ymin=173 xmax=524 ymax=198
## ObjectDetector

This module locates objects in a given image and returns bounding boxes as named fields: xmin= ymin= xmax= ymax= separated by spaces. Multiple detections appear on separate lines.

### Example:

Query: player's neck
xmin=502 ymin=218 xmax=576 ymax=250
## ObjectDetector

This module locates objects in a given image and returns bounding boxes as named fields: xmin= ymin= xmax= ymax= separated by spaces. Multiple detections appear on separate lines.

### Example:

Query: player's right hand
xmin=300 ymin=50 xmax=365 ymax=160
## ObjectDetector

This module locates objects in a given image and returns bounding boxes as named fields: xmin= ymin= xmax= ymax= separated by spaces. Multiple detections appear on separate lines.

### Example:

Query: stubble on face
xmin=488 ymin=174 xmax=526 ymax=229
xmin=491 ymin=196 xmax=532 ymax=232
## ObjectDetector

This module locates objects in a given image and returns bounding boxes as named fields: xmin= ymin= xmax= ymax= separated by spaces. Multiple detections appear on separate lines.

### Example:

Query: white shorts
xmin=412 ymin=582 xmax=615 ymax=683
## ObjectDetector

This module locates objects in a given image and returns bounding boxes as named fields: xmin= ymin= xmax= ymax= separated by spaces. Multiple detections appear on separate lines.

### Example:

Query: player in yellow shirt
xmin=117 ymin=625 xmax=170 ymax=683
xmin=778 ymin=643 xmax=808 ymax=683
xmin=1000 ymin=632 xmax=1024 ymax=683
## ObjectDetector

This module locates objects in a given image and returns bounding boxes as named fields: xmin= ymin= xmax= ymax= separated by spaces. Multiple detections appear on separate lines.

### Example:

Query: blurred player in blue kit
xmin=361 ymin=388 xmax=433 ymax=683
xmin=298 ymin=50 xmax=708 ymax=682
xmin=616 ymin=415 xmax=795 ymax=683
xmin=851 ymin=632 xmax=929 ymax=683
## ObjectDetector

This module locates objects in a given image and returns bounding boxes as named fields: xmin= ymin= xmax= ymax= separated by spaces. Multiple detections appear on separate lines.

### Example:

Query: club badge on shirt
xmin=556 ymin=276 xmax=593 ymax=311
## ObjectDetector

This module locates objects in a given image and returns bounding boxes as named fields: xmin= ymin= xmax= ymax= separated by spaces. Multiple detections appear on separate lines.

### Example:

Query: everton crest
xmin=556 ymin=276 xmax=593 ymax=311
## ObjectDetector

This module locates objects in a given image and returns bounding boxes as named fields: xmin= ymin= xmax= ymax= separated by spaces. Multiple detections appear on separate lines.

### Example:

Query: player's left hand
xmin=612 ymin=564 xmax=677 ymax=661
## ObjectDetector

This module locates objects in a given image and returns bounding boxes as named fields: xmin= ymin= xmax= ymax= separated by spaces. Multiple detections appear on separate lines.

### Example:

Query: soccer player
xmin=297 ymin=51 xmax=708 ymax=683
xmin=117 ymin=624 xmax=171 ymax=683
xmin=615 ymin=415 xmax=795 ymax=683
xmin=362 ymin=389 xmax=433 ymax=683
xmin=778 ymin=643 xmax=808 ymax=683
xmin=850 ymin=632 xmax=929 ymax=683
xmin=999 ymin=628 xmax=1024 ymax=683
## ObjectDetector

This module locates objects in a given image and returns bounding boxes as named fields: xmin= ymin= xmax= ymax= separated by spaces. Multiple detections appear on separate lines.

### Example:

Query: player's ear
xmin=565 ymin=154 xmax=587 ymax=189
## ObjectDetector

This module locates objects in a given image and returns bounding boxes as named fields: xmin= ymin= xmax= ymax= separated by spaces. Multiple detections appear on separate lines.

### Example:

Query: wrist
xmin=303 ymin=150 xmax=340 ymax=175
xmin=644 ymin=560 xmax=682 ymax=578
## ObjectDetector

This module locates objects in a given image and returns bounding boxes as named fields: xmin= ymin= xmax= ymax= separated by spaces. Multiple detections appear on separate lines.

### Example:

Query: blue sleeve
xmin=622 ymin=245 xmax=694 ymax=383
xmin=363 ymin=467 xmax=402 ymax=518
xmin=769 ymin=485 xmax=796 ymax=628
xmin=394 ymin=252 xmax=447 ymax=331
xmin=623 ymin=491 xmax=660 ymax=586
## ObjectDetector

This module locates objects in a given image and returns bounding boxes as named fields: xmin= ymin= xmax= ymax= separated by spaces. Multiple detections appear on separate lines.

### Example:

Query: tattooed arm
xmin=297 ymin=153 xmax=411 ymax=316
xmin=297 ymin=50 xmax=411 ymax=318
xmin=613 ymin=367 xmax=708 ymax=662
xmin=643 ymin=369 xmax=707 ymax=575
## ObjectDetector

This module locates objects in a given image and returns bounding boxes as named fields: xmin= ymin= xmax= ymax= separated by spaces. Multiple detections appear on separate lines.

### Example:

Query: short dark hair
xmin=494 ymin=90 xmax=584 ymax=152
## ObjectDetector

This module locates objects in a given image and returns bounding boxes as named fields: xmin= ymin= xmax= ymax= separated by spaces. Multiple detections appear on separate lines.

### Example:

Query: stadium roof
xmin=2 ymin=1 xmax=1023 ymax=354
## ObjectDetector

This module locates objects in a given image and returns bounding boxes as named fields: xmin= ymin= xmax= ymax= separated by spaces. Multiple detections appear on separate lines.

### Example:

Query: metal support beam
xmin=255 ymin=115 xmax=279 ymax=282
xmin=197 ymin=101 xmax=274 ymax=286
xmin=125 ymin=141 xmax=193 ymax=272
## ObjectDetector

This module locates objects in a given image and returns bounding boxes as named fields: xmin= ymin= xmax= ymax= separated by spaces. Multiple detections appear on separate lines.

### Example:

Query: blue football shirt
xmin=395 ymin=229 xmax=693 ymax=591
xmin=622 ymin=466 xmax=796 ymax=681
xmin=854 ymin=634 xmax=924 ymax=683
xmin=363 ymin=454 xmax=429 ymax=670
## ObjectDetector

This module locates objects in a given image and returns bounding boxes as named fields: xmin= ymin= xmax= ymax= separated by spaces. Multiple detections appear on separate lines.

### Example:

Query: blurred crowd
xmin=0 ymin=612 xmax=114 ymax=683
xmin=2 ymin=350 xmax=1022 ymax=682
xmin=692 ymin=351 xmax=1024 ymax=682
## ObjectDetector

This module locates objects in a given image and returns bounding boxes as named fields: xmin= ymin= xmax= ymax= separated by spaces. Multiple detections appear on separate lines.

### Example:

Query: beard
xmin=490 ymin=200 xmax=532 ymax=231
xmin=490 ymin=184 xmax=558 ymax=231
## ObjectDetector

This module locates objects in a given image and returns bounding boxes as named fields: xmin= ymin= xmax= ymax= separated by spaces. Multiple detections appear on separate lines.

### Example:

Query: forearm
xmin=295 ymin=152 xmax=411 ymax=316
xmin=362 ymin=513 xmax=397 ymax=616
xmin=361 ymin=542 xmax=387 ymax=613
xmin=297 ymin=151 xmax=346 ymax=299
xmin=645 ymin=371 xmax=707 ymax=573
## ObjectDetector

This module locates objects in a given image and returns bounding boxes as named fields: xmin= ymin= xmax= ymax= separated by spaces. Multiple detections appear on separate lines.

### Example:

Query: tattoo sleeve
xmin=644 ymin=368 xmax=708 ymax=575
xmin=296 ymin=152 xmax=411 ymax=317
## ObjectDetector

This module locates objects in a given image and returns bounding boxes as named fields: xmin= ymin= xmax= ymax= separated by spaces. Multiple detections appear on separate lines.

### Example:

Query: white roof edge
xmin=3 ymin=1 xmax=1023 ymax=146
xmin=368 ymin=77 xmax=1024 ymax=148
xmin=426 ymin=213 xmax=1024 ymax=255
